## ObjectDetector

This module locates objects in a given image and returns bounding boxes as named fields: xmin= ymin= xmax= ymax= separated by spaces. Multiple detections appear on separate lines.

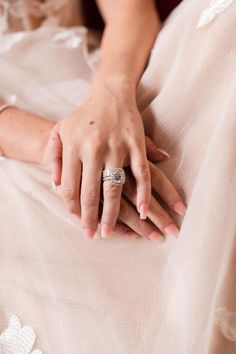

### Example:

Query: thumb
xmin=44 ymin=122 xmax=63 ymax=187
xmin=145 ymin=136 xmax=170 ymax=162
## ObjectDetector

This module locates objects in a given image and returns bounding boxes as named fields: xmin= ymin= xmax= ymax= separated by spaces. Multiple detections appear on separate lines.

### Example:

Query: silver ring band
xmin=102 ymin=168 xmax=125 ymax=186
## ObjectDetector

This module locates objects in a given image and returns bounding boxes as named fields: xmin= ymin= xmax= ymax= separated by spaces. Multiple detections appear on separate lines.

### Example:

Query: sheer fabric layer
xmin=0 ymin=0 xmax=236 ymax=353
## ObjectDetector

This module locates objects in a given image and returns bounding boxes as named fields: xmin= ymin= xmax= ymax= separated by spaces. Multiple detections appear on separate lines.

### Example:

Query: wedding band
xmin=102 ymin=168 xmax=126 ymax=186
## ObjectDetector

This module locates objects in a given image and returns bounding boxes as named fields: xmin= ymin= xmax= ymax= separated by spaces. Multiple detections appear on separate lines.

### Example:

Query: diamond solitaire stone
xmin=103 ymin=168 xmax=125 ymax=186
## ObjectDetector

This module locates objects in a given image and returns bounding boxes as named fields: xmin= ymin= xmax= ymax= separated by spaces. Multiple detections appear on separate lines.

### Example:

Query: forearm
xmin=95 ymin=0 xmax=160 ymax=87
xmin=0 ymin=107 xmax=54 ymax=164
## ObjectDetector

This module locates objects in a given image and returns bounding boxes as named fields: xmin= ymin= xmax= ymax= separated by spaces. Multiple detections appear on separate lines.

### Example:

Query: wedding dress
xmin=0 ymin=0 xmax=236 ymax=353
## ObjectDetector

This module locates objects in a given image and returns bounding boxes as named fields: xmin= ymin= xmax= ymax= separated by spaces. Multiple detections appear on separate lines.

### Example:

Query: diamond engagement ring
xmin=102 ymin=168 xmax=126 ymax=186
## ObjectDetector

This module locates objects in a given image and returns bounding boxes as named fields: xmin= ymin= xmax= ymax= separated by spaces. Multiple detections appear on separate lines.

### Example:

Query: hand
xmin=45 ymin=128 xmax=186 ymax=240
xmin=46 ymin=78 xmax=154 ymax=239
xmin=116 ymin=162 xmax=186 ymax=241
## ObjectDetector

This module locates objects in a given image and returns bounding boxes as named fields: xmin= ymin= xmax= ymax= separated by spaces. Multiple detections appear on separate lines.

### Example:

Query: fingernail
xmin=164 ymin=223 xmax=179 ymax=238
xmin=173 ymin=201 xmax=187 ymax=216
xmin=83 ymin=228 xmax=95 ymax=240
xmin=51 ymin=176 xmax=57 ymax=192
xmin=148 ymin=231 xmax=164 ymax=242
xmin=124 ymin=230 xmax=138 ymax=239
xmin=139 ymin=203 xmax=148 ymax=220
xmin=101 ymin=224 xmax=113 ymax=239
xmin=157 ymin=148 xmax=170 ymax=159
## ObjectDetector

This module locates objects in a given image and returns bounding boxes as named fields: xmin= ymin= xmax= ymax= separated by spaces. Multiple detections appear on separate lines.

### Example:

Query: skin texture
xmin=0 ymin=1 xmax=187 ymax=239
xmin=48 ymin=0 xmax=161 ymax=239
xmin=0 ymin=106 xmax=186 ymax=240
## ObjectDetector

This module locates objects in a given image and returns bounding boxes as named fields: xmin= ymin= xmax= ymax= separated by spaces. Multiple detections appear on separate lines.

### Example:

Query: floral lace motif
xmin=197 ymin=0 xmax=235 ymax=28
xmin=215 ymin=308 xmax=236 ymax=341
xmin=0 ymin=314 xmax=42 ymax=354
xmin=1 ymin=0 xmax=67 ymax=19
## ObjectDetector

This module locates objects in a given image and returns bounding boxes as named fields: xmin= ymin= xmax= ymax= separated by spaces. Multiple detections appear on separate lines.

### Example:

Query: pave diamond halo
xmin=102 ymin=168 xmax=126 ymax=186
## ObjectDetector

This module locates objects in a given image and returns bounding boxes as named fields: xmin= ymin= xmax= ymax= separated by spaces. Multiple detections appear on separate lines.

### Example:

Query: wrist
xmin=92 ymin=73 xmax=136 ymax=96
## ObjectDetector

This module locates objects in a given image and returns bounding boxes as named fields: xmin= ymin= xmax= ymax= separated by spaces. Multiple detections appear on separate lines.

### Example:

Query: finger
xmin=90 ymin=199 xmax=138 ymax=238
xmin=101 ymin=157 xmax=126 ymax=239
xmin=149 ymin=162 xmax=187 ymax=216
xmin=112 ymin=222 xmax=138 ymax=239
xmin=123 ymin=174 xmax=179 ymax=238
xmin=118 ymin=198 xmax=164 ymax=242
xmin=80 ymin=158 xmax=103 ymax=239
xmin=130 ymin=145 xmax=151 ymax=220
xmin=58 ymin=147 xmax=81 ymax=218
xmin=45 ymin=123 xmax=62 ymax=186
xmin=145 ymin=136 xmax=170 ymax=162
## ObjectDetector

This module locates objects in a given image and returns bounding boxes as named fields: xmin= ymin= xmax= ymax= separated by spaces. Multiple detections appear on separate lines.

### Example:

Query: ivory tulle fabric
xmin=0 ymin=0 xmax=236 ymax=353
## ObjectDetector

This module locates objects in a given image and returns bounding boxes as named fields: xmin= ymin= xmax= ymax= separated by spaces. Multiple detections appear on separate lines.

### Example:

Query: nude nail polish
xmin=148 ymin=231 xmax=164 ymax=242
xmin=173 ymin=201 xmax=187 ymax=216
xmin=83 ymin=228 xmax=95 ymax=240
xmin=101 ymin=224 xmax=113 ymax=239
xmin=51 ymin=176 xmax=57 ymax=192
xmin=124 ymin=230 xmax=138 ymax=239
xmin=164 ymin=223 xmax=179 ymax=238
xmin=157 ymin=148 xmax=170 ymax=158
xmin=139 ymin=203 xmax=148 ymax=220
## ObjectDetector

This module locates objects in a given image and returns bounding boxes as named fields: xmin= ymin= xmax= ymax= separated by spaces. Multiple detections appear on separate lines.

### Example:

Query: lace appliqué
xmin=215 ymin=308 xmax=236 ymax=341
xmin=1 ymin=0 xmax=67 ymax=19
xmin=197 ymin=0 xmax=235 ymax=28
xmin=0 ymin=314 xmax=42 ymax=354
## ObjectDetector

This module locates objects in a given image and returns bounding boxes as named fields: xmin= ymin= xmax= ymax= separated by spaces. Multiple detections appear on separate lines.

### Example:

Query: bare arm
xmin=0 ymin=107 xmax=54 ymax=164
xmin=47 ymin=0 xmax=162 ymax=238
xmin=95 ymin=0 xmax=160 ymax=84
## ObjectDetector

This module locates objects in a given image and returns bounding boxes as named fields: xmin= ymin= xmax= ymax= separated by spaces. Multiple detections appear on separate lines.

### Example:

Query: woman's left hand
xmin=47 ymin=78 xmax=152 ymax=239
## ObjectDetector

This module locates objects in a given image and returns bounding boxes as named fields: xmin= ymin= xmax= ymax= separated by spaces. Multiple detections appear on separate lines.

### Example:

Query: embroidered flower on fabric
xmin=0 ymin=314 xmax=42 ymax=354
xmin=197 ymin=0 xmax=235 ymax=28
xmin=215 ymin=308 xmax=236 ymax=341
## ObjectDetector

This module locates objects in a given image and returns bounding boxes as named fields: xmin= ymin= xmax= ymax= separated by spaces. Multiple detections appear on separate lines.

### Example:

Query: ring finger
xmin=101 ymin=156 xmax=126 ymax=238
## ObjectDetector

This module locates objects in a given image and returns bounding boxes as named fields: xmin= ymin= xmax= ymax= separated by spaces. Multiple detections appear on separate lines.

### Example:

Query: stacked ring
xmin=102 ymin=168 xmax=126 ymax=186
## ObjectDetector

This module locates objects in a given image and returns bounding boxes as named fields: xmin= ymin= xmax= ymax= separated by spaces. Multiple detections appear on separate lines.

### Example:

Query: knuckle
xmin=67 ymin=201 xmax=80 ymax=215
xmin=129 ymin=132 xmax=142 ymax=144
xmin=108 ymin=138 xmax=125 ymax=151
xmin=64 ymin=145 xmax=77 ymax=159
xmin=89 ymin=133 xmax=103 ymax=150
xmin=91 ymin=140 xmax=103 ymax=154
xmin=83 ymin=217 xmax=98 ymax=229
xmin=139 ymin=163 xmax=150 ymax=180
xmin=61 ymin=186 xmax=77 ymax=203
xmin=82 ymin=188 xmax=98 ymax=207
xmin=104 ymin=184 xmax=121 ymax=200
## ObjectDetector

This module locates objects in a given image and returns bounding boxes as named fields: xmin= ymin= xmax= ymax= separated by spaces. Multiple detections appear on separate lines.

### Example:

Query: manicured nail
xmin=51 ymin=176 xmax=57 ymax=192
xmin=164 ymin=223 xmax=179 ymax=238
xmin=139 ymin=203 xmax=148 ymax=220
xmin=101 ymin=224 xmax=113 ymax=239
xmin=173 ymin=201 xmax=187 ymax=216
xmin=124 ymin=230 xmax=138 ymax=239
xmin=148 ymin=231 xmax=164 ymax=242
xmin=157 ymin=148 xmax=170 ymax=159
xmin=83 ymin=228 xmax=95 ymax=240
